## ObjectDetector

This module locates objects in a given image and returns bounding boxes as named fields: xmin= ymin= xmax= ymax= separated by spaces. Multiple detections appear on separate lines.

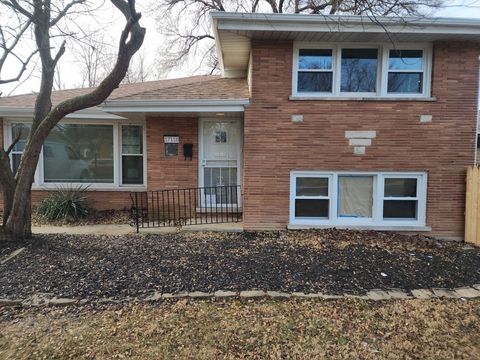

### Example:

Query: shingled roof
xmin=0 ymin=75 xmax=249 ymax=108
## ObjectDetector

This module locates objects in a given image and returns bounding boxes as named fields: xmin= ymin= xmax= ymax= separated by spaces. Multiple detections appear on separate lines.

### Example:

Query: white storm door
xmin=200 ymin=119 xmax=242 ymax=207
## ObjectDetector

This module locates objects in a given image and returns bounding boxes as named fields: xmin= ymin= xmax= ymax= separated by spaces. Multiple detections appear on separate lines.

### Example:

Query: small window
xmin=294 ymin=177 xmax=330 ymax=218
xmin=387 ymin=50 xmax=424 ymax=94
xmin=297 ymin=49 xmax=333 ymax=93
xmin=121 ymin=125 xmax=144 ymax=185
xmin=382 ymin=178 xmax=418 ymax=219
xmin=340 ymin=48 xmax=378 ymax=93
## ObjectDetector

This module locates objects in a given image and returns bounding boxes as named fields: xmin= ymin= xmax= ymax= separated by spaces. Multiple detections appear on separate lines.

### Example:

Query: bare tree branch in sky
xmin=152 ymin=0 xmax=444 ymax=74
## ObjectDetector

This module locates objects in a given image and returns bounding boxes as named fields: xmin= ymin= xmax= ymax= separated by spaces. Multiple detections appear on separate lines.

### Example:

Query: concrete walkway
xmin=33 ymin=222 xmax=244 ymax=235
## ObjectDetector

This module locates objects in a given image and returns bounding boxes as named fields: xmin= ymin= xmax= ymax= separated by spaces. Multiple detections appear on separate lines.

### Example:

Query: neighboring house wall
xmin=243 ymin=40 xmax=479 ymax=238
xmin=146 ymin=116 xmax=198 ymax=189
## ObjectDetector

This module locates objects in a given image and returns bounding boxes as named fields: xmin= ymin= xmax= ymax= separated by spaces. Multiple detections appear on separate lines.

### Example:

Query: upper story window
xmin=292 ymin=43 xmax=432 ymax=99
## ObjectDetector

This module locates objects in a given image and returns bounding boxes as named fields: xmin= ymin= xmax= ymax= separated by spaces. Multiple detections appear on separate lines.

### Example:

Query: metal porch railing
xmin=130 ymin=185 xmax=242 ymax=232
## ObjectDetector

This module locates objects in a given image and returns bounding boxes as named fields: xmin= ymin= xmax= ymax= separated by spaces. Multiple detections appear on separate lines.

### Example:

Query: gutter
xmin=100 ymin=98 xmax=250 ymax=113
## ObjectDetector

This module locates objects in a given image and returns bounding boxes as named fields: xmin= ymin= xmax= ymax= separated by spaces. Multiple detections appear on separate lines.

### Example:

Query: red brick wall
xmin=146 ymin=116 xmax=198 ymax=190
xmin=243 ymin=40 xmax=480 ymax=238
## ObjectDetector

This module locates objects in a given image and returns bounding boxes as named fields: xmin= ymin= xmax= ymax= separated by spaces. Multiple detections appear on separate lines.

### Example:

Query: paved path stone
xmin=432 ymin=288 xmax=459 ymax=298
xmin=453 ymin=287 xmax=480 ymax=299
xmin=189 ymin=291 xmax=213 ymax=298
xmin=160 ymin=292 xmax=188 ymax=299
xmin=387 ymin=290 xmax=411 ymax=299
xmin=214 ymin=290 xmax=238 ymax=298
xmin=49 ymin=298 xmax=77 ymax=306
xmin=0 ymin=299 xmax=22 ymax=306
xmin=240 ymin=290 xmax=266 ymax=298
xmin=411 ymin=289 xmax=435 ymax=299
xmin=145 ymin=292 xmax=162 ymax=301
xmin=367 ymin=290 xmax=391 ymax=301
xmin=266 ymin=291 xmax=291 ymax=298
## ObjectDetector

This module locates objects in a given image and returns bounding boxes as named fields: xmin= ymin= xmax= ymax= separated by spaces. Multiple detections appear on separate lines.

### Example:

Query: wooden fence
xmin=465 ymin=166 xmax=480 ymax=244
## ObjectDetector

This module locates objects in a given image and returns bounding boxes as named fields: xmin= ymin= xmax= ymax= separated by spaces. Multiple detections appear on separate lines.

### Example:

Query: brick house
xmin=1 ymin=13 xmax=479 ymax=240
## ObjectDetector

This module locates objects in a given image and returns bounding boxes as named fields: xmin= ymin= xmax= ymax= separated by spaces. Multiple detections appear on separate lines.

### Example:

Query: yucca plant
xmin=36 ymin=185 xmax=90 ymax=222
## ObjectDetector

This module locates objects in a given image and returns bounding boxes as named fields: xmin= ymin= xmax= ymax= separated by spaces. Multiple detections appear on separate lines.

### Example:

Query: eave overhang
xmin=211 ymin=12 xmax=480 ymax=77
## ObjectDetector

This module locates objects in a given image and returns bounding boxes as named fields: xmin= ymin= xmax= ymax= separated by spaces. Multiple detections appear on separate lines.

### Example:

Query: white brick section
xmin=345 ymin=130 xmax=376 ymax=139
xmin=349 ymin=138 xmax=372 ymax=146
xmin=353 ymin=146 xmax=366 ymax=155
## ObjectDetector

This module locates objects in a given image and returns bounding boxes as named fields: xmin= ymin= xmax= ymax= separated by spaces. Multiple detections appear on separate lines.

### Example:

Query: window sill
xmin=289 ymin=95 xmax=437 ymax=102
xmin=32 ymin=185 xmax=147 ymax=192
xmin=287 ymin=224 xmax=432 ymax=232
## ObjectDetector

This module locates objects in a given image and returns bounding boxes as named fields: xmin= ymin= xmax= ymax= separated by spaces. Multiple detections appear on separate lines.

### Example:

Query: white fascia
xmin=100 ymin=98 xmax=250 ymax=113
xmin=211 ymin=12 xmax=480 ymax=36
xmin=0 ymin=106 xmax=127 ymax=120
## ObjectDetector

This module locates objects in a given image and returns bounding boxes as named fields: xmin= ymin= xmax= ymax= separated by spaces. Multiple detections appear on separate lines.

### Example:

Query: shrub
xmin=36 ymin=186 xmax=90 ymax=222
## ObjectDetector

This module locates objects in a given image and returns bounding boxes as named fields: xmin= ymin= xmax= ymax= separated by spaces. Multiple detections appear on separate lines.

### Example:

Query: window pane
xmin=122 ymin=126 xmax=142 ymax=154
xmin=296 ymin=177 xmax=328 ymax=196
xmin=11 ymin=124 xmax=30 ymax=152
xmin=387 ymin=73 xmax=423 ymax=94
xmin=299 ymin=49 xmax=332 ymax=70
xmin=295 ymin=199 xmax=329 ymax=218
xmin=44 ymin=124 xmax=114 ymax=183
xmin=122 ymin=156 xmax=143 ymax=185
xmin=383 ymin=200 xmax=417 ymax=219
xmin=384 ymin=178 xmax=417 ymax=197
xmin=338 ymin=176 xmax=373 ymax=218
xmin=12 ymin=153 xmax=22 ymax=175
xmin=298 ymin=72 xmax=332 ymax=92
xmin=341 ymin=48 xmax=378 ymax=93
xmin=389 ymin=50 xmax=423 ymax=70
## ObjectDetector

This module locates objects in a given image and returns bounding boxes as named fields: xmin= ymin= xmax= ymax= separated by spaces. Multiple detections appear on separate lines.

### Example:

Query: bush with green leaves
xmin=36 ymin=186 xmax=90 ymax=222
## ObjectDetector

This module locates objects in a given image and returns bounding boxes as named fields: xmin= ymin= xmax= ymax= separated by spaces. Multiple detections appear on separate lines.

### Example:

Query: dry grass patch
xmin=1 ymin=298 xmax=480 ymax=359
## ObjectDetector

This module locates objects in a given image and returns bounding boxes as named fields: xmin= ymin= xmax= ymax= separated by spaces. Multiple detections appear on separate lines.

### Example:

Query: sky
xmin=1 ymin=0 xmax=480 ymax=96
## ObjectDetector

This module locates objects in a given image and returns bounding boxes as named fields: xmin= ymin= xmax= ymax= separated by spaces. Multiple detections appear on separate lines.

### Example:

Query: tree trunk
xmin=2 ymin=186 xmax=32 ymax=240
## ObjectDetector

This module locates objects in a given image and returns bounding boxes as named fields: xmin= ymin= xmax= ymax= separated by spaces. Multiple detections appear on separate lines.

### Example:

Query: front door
xmin=200 ymin=119 xmax=242 ymax=207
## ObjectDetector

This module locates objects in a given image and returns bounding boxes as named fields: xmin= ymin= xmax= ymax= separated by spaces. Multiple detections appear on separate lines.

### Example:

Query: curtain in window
xmin=338 ymin=176 xmax=373 ymax=218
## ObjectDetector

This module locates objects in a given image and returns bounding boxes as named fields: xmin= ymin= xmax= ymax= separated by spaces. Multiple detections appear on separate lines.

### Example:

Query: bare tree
xmin=0 ymin=9 xmax=36 ymax=85
xmin=0 ymin=0 xmax=146 ymax=240
xmin=74 ymin=32 xmax=115 ymax=87
xmin=122 ymin=49 xmax=154 ymax=84
xmin=153 ymin=0 xmax=444 ymax=74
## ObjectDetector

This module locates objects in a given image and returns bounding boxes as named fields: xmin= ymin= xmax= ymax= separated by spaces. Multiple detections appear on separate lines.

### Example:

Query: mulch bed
xmin=1 ymin=229 xmax=480 ymax=300
xmin=31 ymin=209 xmax=130 ymax=227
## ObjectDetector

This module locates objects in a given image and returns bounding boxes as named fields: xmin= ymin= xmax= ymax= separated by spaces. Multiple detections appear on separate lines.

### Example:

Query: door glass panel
xmin=338 ymin=176 xmax=374 ymax=218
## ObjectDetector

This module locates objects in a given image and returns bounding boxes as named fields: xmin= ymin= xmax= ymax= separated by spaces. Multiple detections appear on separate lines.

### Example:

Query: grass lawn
xmin=2 ymin=298 xmax=480 ymax=359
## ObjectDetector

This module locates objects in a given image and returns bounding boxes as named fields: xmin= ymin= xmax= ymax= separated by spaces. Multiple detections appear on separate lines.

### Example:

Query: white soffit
xmin=212 ymin=12 xmax=480 ymax=75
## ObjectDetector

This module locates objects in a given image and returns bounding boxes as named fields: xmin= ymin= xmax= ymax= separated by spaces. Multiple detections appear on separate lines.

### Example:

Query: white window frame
xmin=381 ymin=45 xmax=432 ymax=98
xmin=120 ymin=124 xmax=146 ymax=186
xmin=292 ymin=174 xmax=332 ymax=220
xmin=3 ymin=118 xmax=147 ymax=190
xmin=292 ymin=42 xmax=432 ymax=99
xmin=289 ymin=171 xmax=427 ymax=228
